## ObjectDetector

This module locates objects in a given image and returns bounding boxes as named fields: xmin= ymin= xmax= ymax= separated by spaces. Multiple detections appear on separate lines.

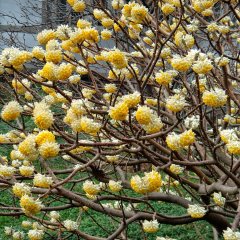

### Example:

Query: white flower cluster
xmin=63 ymin=220 xmax=78 ymax=231
xmin=213 ymin=192 xmax=226 ymax=207
xmin=0 ymin=164 xmax=15 ymax=177
xmin=28 ymin=229 xmax=44 ymax=240
xmin=223 ymin=227 xmax=240 ymax=240
xmin=220 ymin=129 xmax=238 ymax=143
xmin=56 ymin=25 xmax=72 ymax=40
xmin=102 ymin=201 xmax=136 ymax=212
xmin=0 ymin=47 xmax=29 ymax=67
xmin=187 ymin=204 xmax=207 ymax=218
xmin=184 ymin=115 xmax=200 ymax=129
xmin=142 ymin=220 xmax=159 ymax=233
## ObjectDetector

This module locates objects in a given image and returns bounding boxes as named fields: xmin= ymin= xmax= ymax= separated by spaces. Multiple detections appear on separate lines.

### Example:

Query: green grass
xmin=0 ymin=120 xmax=215 ymax=240
xmin=0 ymin=190 xmax=214 ymax=240
xmin=0 ymin=197 xmax=214 ymax=239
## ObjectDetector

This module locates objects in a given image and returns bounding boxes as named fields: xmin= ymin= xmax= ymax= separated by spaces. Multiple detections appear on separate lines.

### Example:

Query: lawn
xmin=0 ymin=196 xmax=213 ymax=239
xmin=0 ymin=120 xmax=215 ymax=239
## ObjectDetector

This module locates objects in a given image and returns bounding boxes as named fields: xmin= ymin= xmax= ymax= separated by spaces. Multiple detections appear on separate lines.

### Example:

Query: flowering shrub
xmin=0 ymin=0 xmax=240 ymax=239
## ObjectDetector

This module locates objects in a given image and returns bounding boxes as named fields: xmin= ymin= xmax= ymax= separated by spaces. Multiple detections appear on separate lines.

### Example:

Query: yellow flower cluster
xmin=108 ymin=180 xmax=122 ymax=192
xmin=130 ymin=4 xmax=148 ymax=23
xmin=45 ymin=50 xmax=62 ymax=64
xmin=37 ymin=29 xmax=56 ymax=45
xmin=187 ymin=204 xmax=206 ymax=218
xmin=12 ymin=78 xmax=31 ymax=95
xmin=80 ymin=117 xmax=101 ymax=136
xmin=35 ymin=131 xmax=55 ymax=146
xmin=28 ymin=229 xmax=44 ymax=240
xmin=135 ymin=106 xmax=152 ymax=125
xmin=112 ymin=0 xmax=124 ymax=10
xmin=33 ymin=102 xmax=54 ymax=129
xmin=39 ymin=62 xmax=57 ymax=81
xmin=106 ymin=49 xmax=128 ymax=69
xmin=110 ymin=91 xmax=141 ymax=121
xmin=135 ymin=105 xmax=163 ymax=134
xmin=93 ymin=9 xmax=107 ymax=20
xmin=12 ymin=183 xmax=31 ymax=198
xmin=18 ymin=134 xmax=38 ymax=160
xmin=198 ymin=78 xmax=207 ymax=93
xmin=145 ymin=98 xmax=157 ymax=106
xmin=67 ymin=0 xmax=75 ymax=6
xmin=32 ymin=47 xmax=45 ymax=60
xmin=1 ymin=101 xmax=23 ymax=122
xmin=122 ymin=2 xmax=135 ymax=17
xmin=202 ymin=88 xmax=227 ymax=107
xmin=82 ymin=88 xmax=96 ymax=99
xmin=69 ymin=75 xmax=81 ymax=84
xmin=56 ymin=24 xmax=72 ymax=39
xmin=77 ymin=19 xmax=91 ymax=29
xmin=143 ymin=36 xmax=153 ymax=45
xmin=166 ymin=129 xmax=195 ymax=151
xmin=216 ymin=57 xmax=229 ymax=67
xmin=33 ymin=173 xmax=53 ymax=188
xmin=19 ymin=165 xmax=35 ymax=177
xmin=130 ymin=170 xmax=162 ymax=194
xmin=171 ymin=56 xmax=192 ymax=72
xmin=39 ymin=62 xmax=73 ymax=81
xmin=166 ymin=133 xmax=182 ymax=151
xmin=122 ymin=92 xmax=141 ymax=108
xmin=179 ymin=129 xmax=196 ymax=146
xmin=0 ymin=47 xmax=32 ymax=68
xmin=128 ymin=22 xmax=143 ymax=39
xmin=18 ymin=129 xmax=59 ymax=160
xmin=21 ymin=220 xmax=32 ymax=228
xmin=142 ymin=220 xmax=159 ymax=233
xmin=72 ymin=0 xmax=86 ymax=13
xmin=101 ymin=18 xmax=114 ymax=29
xmin=0 ymin=134 xmax=9 ymax=144
xmin=20 ymin=195 xmax=43 ymax=215
xmin=38 ymin=141 xmax=60 ymax=159
xmin=82 ymin=180 xmax=101 ymax=196
xmin=161 ymin=3 xmax=176 ymax=15
xmin=56 ymin=63 xmax=73 ymax=80
xmin=142 ymin=116 xmax=163 ymax=134
xmin=213 ymin=192 xmax=225 ymax=207
xmin=192 ymin=0 xmax=215 ymax=16
xmin=0 ymin=164 xmax=15 ymax=177
xmin=122 ymin=2 xmax=149 ymax=24
xmin=10 ymin=150 xmax=23 ymax=162
xmin=174 ymin=32 xmax=195 ymax=49
xmin=64 ymin=100 xmax=101 ymax=136
xmin=46 ymin=39 xmax=60 ymax=51
xmin=223 ymin=228 xmax=240 ymax=240
xmin=105 ymin=83 xmax=117 ymax=93
xmin=226 ymin=141 xmax=240 ymax=155
xmin=169 ymin=164 xmax=184 ymax=175
xmin=192 ymin=59 xmax=213 ymax=74
xmin=166 ymin=94 xmax=187 ymax=112
xmin=64 ymin=100 xmax=86 ymax=131
xmin=70 ymin=27 xmax=99 ymax=44
xmin=101 ymin=29 xmax=112 ymax=41
xmin=220 ymin=129 xmax=238 ymax=144
xmin=155 ymin=71 xmax=174 ymax=86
